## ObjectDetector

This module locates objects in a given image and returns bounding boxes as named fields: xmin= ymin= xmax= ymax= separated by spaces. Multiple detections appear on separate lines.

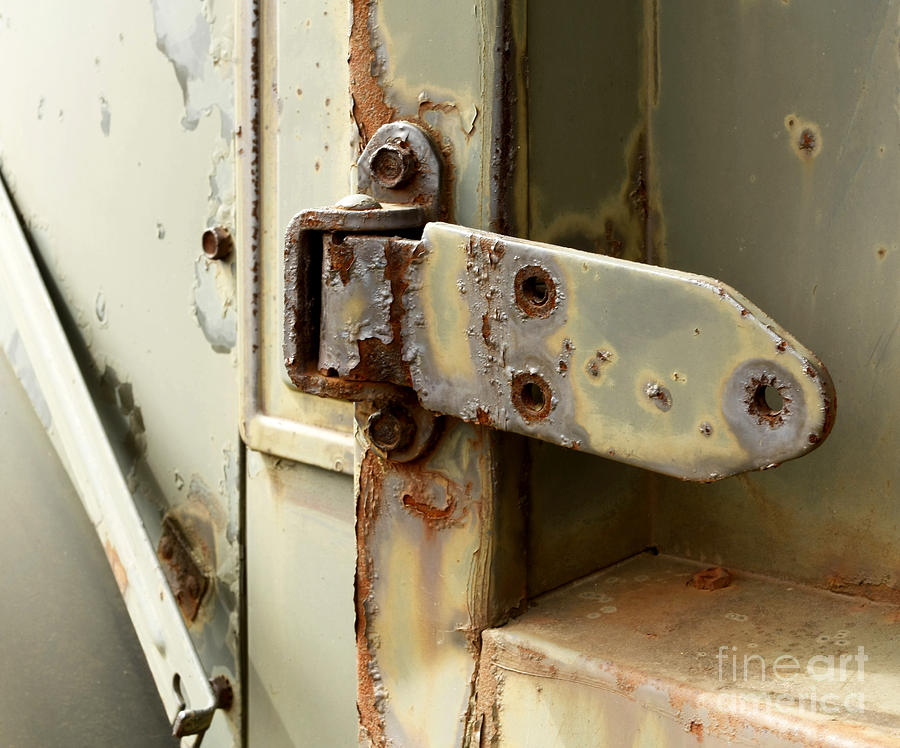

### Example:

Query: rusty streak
xmin=355 ymin=451 xmax=387 ymax=746
xmin=349 ymin=0 xmax=395 ymax=147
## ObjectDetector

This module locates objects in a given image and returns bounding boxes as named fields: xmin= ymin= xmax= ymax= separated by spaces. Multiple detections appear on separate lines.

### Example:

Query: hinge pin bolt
xmin=369 ymin=140 xmax=418 ymax=189
xmin=367 ymin=407 xmax=416 ymax=453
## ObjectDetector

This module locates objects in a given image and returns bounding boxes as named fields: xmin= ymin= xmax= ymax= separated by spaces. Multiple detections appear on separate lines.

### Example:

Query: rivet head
xmin=202 ymin=226 xmax=234 ymax=259
xmin=336 ymin=193 xmax=382 ymax=211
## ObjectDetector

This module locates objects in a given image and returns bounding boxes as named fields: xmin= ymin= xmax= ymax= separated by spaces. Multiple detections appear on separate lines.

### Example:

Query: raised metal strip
xmin=0 ymin=178 xmax=218 ymax=743
xmin=235 ymin=0 xmax=355 ymax=476
xmin=403 ymin=223 xmax=836 ymax=481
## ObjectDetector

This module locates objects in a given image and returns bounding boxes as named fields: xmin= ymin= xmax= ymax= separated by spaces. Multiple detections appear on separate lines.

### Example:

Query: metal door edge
xmin=0 ymin=176 xmax=220 ymax=745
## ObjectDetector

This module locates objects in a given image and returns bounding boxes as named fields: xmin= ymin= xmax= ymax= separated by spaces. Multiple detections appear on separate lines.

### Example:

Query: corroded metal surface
xmin=399 ymin=223 xmax=836 ymax=481
xmin=354 ymin=422 xmax=526 ymax=747
xmin=286 ymin=208 xmax=834 ymax=481
xmin=476 ymin=554 xmax=900 ymax=746
xmin=158 ymin=516 xmax=210 ymax=624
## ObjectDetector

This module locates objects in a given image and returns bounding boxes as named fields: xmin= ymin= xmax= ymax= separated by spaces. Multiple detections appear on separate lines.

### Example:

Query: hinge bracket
xmin=283 ymin=122 xmax=836 ymax=480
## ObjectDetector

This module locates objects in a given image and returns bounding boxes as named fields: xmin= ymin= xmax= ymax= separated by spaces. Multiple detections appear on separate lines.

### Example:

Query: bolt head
xmin=367 ymin=407 xmax=415 ymax=453
xmin=369 ymin=141 xmax=417 ymax=189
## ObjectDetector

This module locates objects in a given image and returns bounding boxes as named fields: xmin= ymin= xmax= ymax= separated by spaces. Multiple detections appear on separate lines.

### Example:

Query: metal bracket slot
xmin=283 ymin=122 xmax=836 ymax=481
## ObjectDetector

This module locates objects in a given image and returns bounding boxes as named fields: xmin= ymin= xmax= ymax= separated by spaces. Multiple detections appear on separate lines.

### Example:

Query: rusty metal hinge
xmin=283 ymin=122 xmax=836 ymax=481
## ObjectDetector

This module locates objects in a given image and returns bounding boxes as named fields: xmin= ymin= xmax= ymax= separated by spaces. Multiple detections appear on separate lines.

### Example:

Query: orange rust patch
xmin=689 ymin=720 xmax=704 ymax=742
xmin=349 ymin=0 xmax=395 ymax=147
xmin=396 ymin=463 xmax=467 ymax=533
xmin=825 ymin=575 xmax=900 ymax=606
xmin=327 ymin=239 xmax=355 ymax=285
xmin=481 ymin=312 xmax=493 ymax=347
xmin=475 ymin=407 xmax=493 ymax=426
xmin=402 ymin=492 xmax=456 ymax=521
xmin=688 ymin=567 xmax=732 ymax=591
xmin=356 ymin=451 xmax=387 ymax=746
xmin=104 ymin=540 xmax=128 ymax=596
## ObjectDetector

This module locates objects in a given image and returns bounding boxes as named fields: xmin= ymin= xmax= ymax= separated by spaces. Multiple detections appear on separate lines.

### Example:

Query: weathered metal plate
xmin=476 ymin=554 xmax=900 ymax=746
xmin=403 ymin=223 xmax=836 ymax=481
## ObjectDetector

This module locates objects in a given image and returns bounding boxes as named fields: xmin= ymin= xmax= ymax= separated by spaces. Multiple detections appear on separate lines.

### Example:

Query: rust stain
xmin=326 ymin=237 xmax=355 ymax=285
xmin=356 ymin=451 xmax=387 ymax=746
xmin=689 ymin=720 xmax=705 ymax=742
xmin=402 ymin=492 xmax=456 ymax=522
xmin=489 ymin=0 xmax=520 ymax=234
xmin=798 ymin=129 xmax=816 ymax=153
xmin=157 ymin=515 xmax=210 ymax=624
xmin=784 ymin=114 xmax=822 ymax=160
xmin=104 ymin=540 xmax=128 ymax=596
xmin=688 ymin=567 xmax=732 ymax=591
xmin=481 ymin=312 xmax=493 ymax=347
xmin=475 ymin=407 xmax=493 ymax=426
xmin=349 ymin=0 xmax=395 ymax=147
xmin=825 ymin=576 xmax=900 ymax=606
xmin=396 ymin=461 xmax=468 ymax=532
xmin=586 ymin=350 xmax=613 ymax=378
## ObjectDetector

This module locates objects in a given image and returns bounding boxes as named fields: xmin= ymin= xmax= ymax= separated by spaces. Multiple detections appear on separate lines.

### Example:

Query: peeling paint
xmin=149 ymin=0 xmax=233 ymax=138
xmin=99 ymin=94 xmax=110 ymax=136
xmin=193 ymin=255 xmax=236 ymax=353
xmin=220 ymin=447 xmax=239 ymax=545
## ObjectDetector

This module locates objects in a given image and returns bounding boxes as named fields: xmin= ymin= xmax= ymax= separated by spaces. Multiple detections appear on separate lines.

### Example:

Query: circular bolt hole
xmin=755 ymin=384 xmax=784 ymax=415
xmin=523 ymin=275 xmax=548 ymax=305
xmin=744 ymin=372 xmax=793 ymax=428
xmin=521 ymin=382 xmax=545 ymax=412
xmin=369 ymin=142 xmax=417 ymax=189
xmin=514 ymin=266 xmax=557 ymax=318
xmin=511 ymin=372 xmax=553 ymax=422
